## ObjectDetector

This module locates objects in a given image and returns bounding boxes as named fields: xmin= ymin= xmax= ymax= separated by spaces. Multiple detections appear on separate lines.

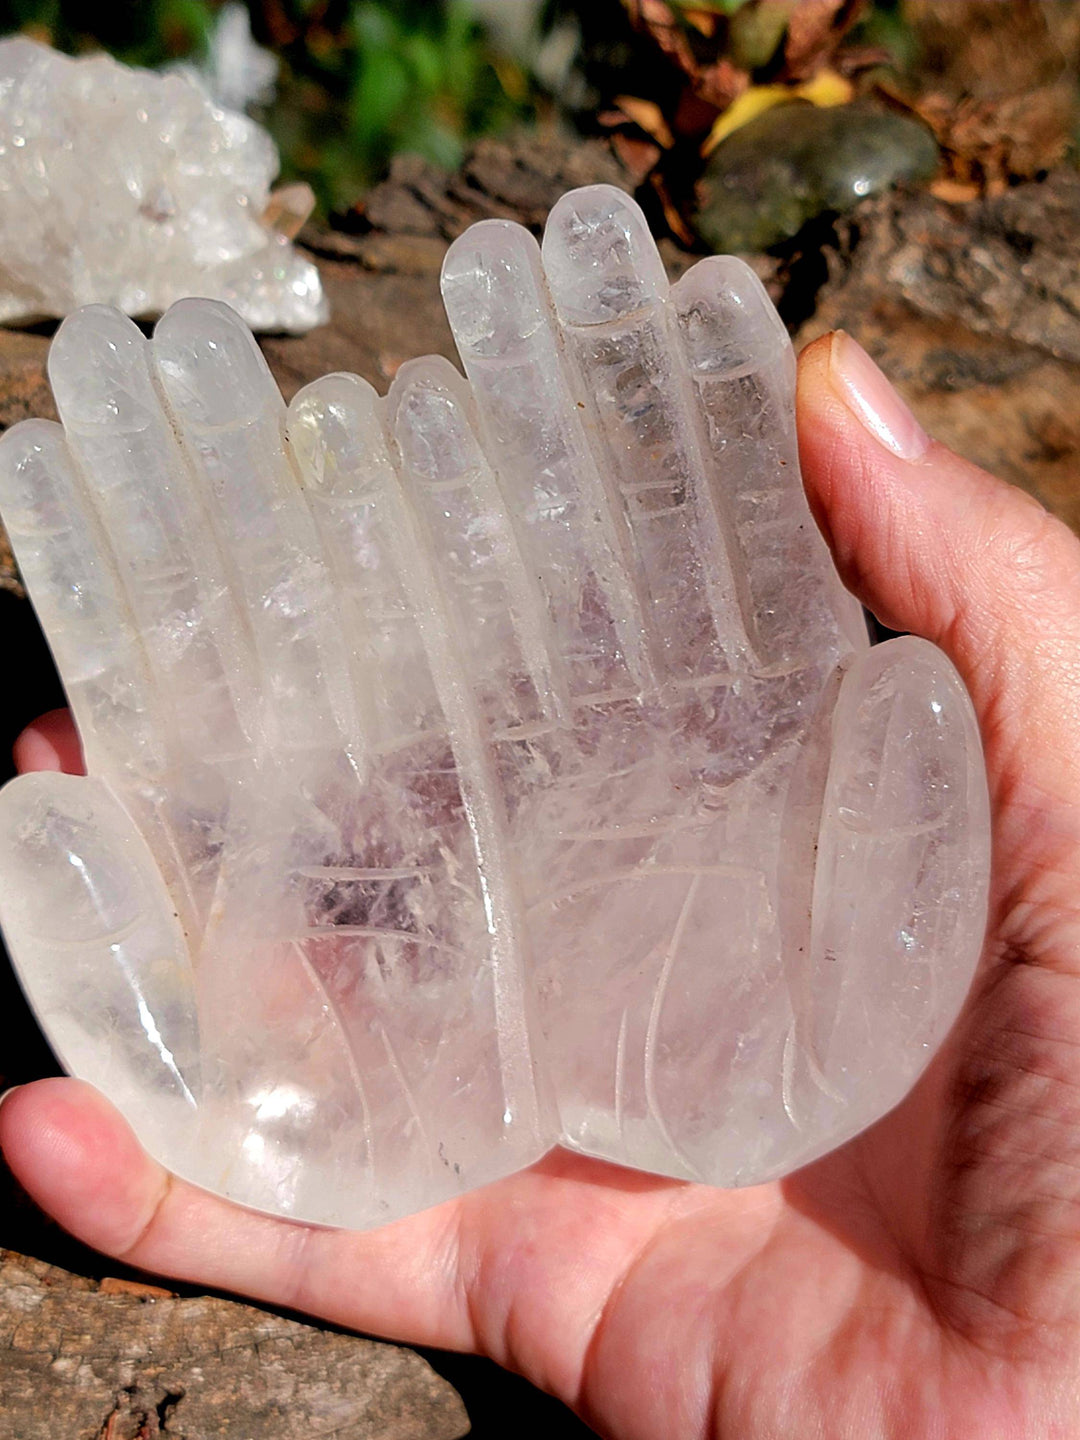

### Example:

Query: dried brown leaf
xmin=694 ymin=56 xmax=750 ymax=112
xmin=623 ymin=0 xmax=699 ymax=76
xmin=904 ymin=0 xmax=1078 ymax=100
xmin=611 ymin=132 xmax=664 ymax=184
xmin=783 ymin=0 xmax=867 ymax=80
xmin=928 ymin=177 xmax=980 ymax=204
xmin=915 ymin=81 xmax=1077 ymax=188
xmin=647 ymin=169 xmax=699 ymax=246
xmin=681 ymin=8 xmax=719 ymax=37
xmin=613 ymin=94 xmax=677 ymax=147
xmin=833 ymin=42 xmax=894 ymax=78
xmin=98 ymin=1277 xmax=176 ymax=1299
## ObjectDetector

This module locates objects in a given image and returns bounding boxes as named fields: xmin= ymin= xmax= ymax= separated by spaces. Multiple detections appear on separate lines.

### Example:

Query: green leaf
xmin=350 ymin=46 xmax=410 ymax=140
xmin=401 ymin=32 xmax=444 ymax=95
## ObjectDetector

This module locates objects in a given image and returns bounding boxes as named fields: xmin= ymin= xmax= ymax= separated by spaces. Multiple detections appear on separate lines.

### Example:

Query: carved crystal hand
xmin=0 ymin=186 xmax=990 ymax=1228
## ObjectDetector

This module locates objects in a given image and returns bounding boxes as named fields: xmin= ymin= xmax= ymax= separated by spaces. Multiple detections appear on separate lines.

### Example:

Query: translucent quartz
xmin=0 ymin=185 xmax=991 ymax=1228
xmin=0 ymin=38 xmax=326 ymax=334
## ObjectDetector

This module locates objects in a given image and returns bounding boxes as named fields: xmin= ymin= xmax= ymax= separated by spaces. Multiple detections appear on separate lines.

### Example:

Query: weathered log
xmin=797 ymin=168 xmax=1080 ymax=528
xmin=0 ymin=1251 xmax=468 ymax=1440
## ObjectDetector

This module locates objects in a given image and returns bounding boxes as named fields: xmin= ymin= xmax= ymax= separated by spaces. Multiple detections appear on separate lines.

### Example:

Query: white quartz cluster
xmin=0 ymin=185 xmax=990 ymax=1228
xmin=0 ymin=37 xmax=326 ymax=333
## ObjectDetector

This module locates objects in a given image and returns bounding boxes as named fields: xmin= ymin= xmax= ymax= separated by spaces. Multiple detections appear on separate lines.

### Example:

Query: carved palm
xmin=0 ymin=186 xmax=989 ymax=1228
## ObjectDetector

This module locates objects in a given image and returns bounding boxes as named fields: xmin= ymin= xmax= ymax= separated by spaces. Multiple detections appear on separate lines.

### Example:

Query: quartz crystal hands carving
xmin=0 ymin=37 xmax=326 ymax=333
xmin=0 ymin=185 xmax=991 ymax=1229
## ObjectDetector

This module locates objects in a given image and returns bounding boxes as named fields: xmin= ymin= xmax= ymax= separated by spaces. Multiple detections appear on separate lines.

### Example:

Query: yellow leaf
xmin=796 ymin=69 xmax=854 ymax=110
xmin=703 ymin=85 xmax=789 ymax=154
xmin=702 ymin=70 xmax=854 ymax=155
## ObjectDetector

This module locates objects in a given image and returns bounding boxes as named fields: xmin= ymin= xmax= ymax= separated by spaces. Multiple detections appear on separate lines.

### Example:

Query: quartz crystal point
xmin=0 ymin=185 xmax=991 ymax=1228
xmin=0 ymin=37 xmax=326 ymax=333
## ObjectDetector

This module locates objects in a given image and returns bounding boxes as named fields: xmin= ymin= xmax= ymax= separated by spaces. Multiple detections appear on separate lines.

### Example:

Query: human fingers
xmin=0 ymin=1072 xmax=690 ymax=1405
xmin=13 ymin=708 xmax=83 ymax=775
xmin=0 ymin=1077 xmax=475 ymax=1348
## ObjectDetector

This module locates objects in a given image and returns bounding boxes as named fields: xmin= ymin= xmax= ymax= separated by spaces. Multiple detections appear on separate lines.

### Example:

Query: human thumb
xmin=797 ymin=331 xmax=1080 ymax=833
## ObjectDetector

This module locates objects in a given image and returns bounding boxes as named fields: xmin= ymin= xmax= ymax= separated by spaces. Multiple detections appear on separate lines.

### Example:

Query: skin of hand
xmin=4 ymin=329 xmax=1080 ymax=1440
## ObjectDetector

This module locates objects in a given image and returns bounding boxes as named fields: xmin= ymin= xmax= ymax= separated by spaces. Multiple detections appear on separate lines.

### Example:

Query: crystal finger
xmin=0 ymin=418 xmax=164 ymax=781
xmin=441 ymin=219 xmax=652 ymax=701
xmin=151 ymin=298 xmax=360 ymax=759
xmin=48 ymin=306 xmax=259 ymax=765
xmin=671 ymin=257 xmax=866 ymax=666
xmin=542 ymin=185 xmax=753 ymax=683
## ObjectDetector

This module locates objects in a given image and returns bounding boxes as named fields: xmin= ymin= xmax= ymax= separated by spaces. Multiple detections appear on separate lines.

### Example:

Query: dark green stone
xmin=694 ymin=101 xmax=939 ymax=253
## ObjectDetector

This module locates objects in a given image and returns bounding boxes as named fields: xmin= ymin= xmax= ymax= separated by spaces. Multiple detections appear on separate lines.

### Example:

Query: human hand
xmin=5 ymin=321 xmax=1080 ymax=1437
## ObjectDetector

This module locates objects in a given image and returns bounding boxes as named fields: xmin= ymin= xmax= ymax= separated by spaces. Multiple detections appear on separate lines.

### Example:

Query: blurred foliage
xmin=541 ymin=1 xmax=875 ymax=130
xmin=2 ymin=0 xmax=1075 ymax=221
xmin=848 ymin=0 xmax=918 ymax=73
xmin=0 ymin=0 xmax=536 ymax=214
xmin=248 ymin=0 xmax=534 ymax=214
xmin=0 ymin=0 xmax=218 ymax=63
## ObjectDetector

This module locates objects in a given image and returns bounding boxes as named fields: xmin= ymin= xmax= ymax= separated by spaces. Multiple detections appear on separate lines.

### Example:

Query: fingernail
xmin=0 ymin=1085 xmax=23 ymax=1113
xmin=828 ymin=331 xmax=929 ymax=462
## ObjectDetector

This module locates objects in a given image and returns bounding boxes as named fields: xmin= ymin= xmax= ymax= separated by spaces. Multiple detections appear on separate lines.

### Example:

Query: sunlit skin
xmin=6 ymin=331 xmax=1080 ymax=1439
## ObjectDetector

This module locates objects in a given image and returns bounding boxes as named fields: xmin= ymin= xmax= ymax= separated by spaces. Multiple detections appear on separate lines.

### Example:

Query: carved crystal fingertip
xmin=671 ymin=255 xmax=866 ymax=664
xmin=388 ymin=356 xmax=481 ymax=485
xmin=672 ymin=257 xmax=789 ymax=375
xmin=0 ymin=773 xmax=148 ymax=942
xmin=287 ymin=371 xmax=445 ymax=747
xmin=0 ymin=419 xmax=77 ymax=525
xmin=441 ymin=220 xmax=549 ymax=360
xmin=0 ymin=418 xmax=164 ymax=779
xmin=288 ymin=371 xmax=389 ymax=497
xmin=49 ymin=306 xmax=159 ymax=430
xmin=153 ymin=297 xmax=279 ymax=426
xmin=542 ymin=184 xmax=668 ymax=325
